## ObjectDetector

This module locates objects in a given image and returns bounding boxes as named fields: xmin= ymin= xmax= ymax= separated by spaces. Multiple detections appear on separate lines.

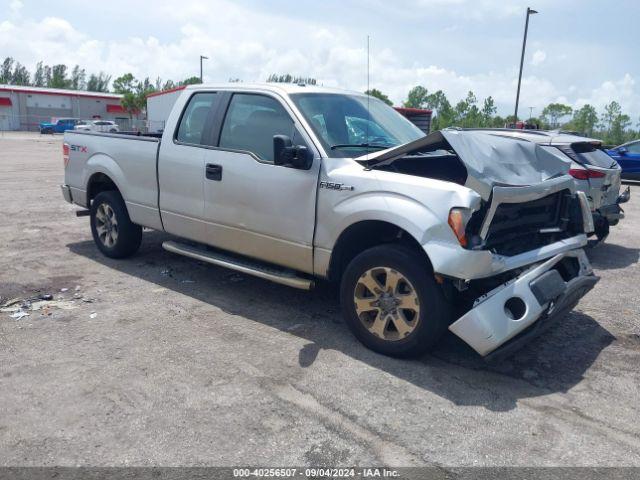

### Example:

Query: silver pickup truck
xmin=61 ymin=83 xmax=598 ymax=359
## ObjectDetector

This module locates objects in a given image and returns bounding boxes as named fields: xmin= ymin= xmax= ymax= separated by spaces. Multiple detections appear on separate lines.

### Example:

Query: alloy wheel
xmin=95 ymin=203 xmax=119 ymax=248
xmin=353 ymin=267 xmax=420 ymax=341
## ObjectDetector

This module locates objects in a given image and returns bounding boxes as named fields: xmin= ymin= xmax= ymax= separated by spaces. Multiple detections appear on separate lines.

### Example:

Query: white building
xmin=0 ymin=85 xmax=134 ymax=131
xmin=146 ymin=85 xmax=186 ymax=133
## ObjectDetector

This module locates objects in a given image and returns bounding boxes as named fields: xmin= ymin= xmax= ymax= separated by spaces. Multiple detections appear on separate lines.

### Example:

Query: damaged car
xmin=61 ymin=84 xmax=598 ymax=359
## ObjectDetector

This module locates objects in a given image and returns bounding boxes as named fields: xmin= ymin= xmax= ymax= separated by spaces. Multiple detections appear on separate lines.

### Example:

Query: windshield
xmin=290 ymin=93 xmax=425 ymax=158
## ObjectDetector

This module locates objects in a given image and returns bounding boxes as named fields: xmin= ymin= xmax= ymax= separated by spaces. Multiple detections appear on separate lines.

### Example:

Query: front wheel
xmin=339 ymin=244 xmax=451 ymax=358
xmin=90 ymin=191 xmax=142 ymax=258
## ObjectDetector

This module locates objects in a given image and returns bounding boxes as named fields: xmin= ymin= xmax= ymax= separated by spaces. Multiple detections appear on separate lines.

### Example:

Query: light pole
xmin=200 ymin=55 xmax=209 ymax=83
xmin=528 ymin=106 xmax=535 ymax=121
xmin=514 ymin=7 xmax=538 ymax=124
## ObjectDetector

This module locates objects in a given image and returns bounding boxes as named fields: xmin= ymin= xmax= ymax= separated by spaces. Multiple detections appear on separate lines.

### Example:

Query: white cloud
xmin=574 ymin=74 xmax=640 ymax=119
xmin=8 ymin=0 xmax=22 ymax=19
xmin=0 ymin=0 xmax=638 ymax=120
xmin=531 ymin=50 xmax=546 ymax=66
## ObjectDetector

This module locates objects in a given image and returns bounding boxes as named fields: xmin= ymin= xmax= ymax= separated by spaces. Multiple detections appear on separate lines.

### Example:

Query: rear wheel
xmin=339 ymin=244 xmax=451 ymax=357
xmin=90 ymin=191 xmax=142 ymax=258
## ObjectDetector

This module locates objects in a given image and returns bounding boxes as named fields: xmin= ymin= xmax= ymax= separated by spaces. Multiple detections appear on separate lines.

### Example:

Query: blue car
xmin=607 ymin=140 xmax=640 ymax=180
xmin=39 ymin=118 xmax=80 ymax=134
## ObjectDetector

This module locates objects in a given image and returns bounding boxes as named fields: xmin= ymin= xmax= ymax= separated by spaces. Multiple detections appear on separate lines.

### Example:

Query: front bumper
xmin=448 ymin=249 xmax=598 ymax=357
xmin=424 ymin=233 xmax=588 ymax=280
xmin=61 ymin=184 xmax=73 ymax=203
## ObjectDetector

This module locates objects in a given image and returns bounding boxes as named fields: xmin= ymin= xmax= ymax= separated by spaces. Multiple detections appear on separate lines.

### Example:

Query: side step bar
xmin=162 ymin=241 xmax=314 ymax=290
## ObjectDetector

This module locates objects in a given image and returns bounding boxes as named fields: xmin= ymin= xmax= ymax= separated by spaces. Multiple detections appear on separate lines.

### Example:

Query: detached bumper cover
xmin=61 ymin=184 xmax=73 ymax=203
xmin=448 ymin=249 xmax=598 ymax=357
xmin=595 ymin=187 xmax=631 ymax=224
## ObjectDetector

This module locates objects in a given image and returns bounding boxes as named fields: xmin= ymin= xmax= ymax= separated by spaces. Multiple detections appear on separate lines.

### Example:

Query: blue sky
xmin=1 ymin=0 xmax=639 ymax=120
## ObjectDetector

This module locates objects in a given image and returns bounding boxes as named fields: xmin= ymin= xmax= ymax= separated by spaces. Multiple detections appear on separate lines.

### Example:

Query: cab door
xmin=201 ymin=92 xmax=320 ymax=274
xmin=158 ymin=91 xmax=222 ymax=244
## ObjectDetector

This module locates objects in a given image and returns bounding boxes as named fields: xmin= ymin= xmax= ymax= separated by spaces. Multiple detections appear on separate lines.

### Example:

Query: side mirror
xmin=617 ymin=147 xmax=628 ymax=155
xmin=273 ymin=135 xmax=313 ymax=169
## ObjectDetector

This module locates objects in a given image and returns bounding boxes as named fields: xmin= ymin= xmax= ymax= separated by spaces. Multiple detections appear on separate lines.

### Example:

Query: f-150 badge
xmin=320 ymin=181 xmax=354 ymax=191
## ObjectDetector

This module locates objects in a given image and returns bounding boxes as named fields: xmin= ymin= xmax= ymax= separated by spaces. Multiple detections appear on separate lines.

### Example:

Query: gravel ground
xmin=0 ymin=132 xmax=639 ymax=467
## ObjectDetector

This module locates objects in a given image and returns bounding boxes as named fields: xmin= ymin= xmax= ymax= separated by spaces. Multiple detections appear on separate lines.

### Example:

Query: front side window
xmin=219 ymin=93 xmax=295 ymax=162
xmin=176 ymin=92 xmax=218 ymax=145
xmin=290 ymin=93 xmax=424 ymax=158
xmin=625 ymin=141 xmax=640 ymax=154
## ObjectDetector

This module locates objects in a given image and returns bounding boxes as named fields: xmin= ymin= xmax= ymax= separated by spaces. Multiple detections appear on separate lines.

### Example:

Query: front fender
xmin=328 ymin=191 xmax=455 ymax=248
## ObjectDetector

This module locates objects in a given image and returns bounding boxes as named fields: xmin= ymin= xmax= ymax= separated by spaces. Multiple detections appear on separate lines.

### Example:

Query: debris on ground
xmin=1 ymin=292 xmax=81 ymax=319
xmin=10 ymin=311 xmax=29 ymax=320
xmin=60 ymin=288 xmax=68 ymax=292
xmin=89 ymin=312 xmax=97 ymax=319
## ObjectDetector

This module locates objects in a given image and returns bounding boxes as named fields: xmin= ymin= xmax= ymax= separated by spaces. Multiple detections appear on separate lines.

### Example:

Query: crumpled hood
xmin=357 ymin=129 xmax=572 ymax=200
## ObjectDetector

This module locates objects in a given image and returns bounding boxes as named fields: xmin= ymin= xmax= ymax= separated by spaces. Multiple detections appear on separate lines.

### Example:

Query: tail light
xmin=569 ymin=168 xmax=605 ymax=180
xmin=63 ymin=143 xmax=70 ymax=167
xmin=448 ymin=208 xmax=471 ymax=247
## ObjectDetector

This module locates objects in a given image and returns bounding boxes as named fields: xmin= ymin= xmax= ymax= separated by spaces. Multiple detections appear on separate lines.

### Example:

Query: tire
xmin=90 ymin=191 xmax=142 ymax=258
xmin=340 ymin=244 xmax=451 ymax=358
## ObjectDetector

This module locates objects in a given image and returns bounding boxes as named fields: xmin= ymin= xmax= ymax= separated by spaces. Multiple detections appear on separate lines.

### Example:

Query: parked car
xmin=606 ymin=140 xmax=640 ymax=181
xmin=473 ymin=129 xmax=630 ymax=242
xmin=74 ymin=120 xmax=120 ymax=133
xmin=40 ymin=118 xmax=80 ymax=134
xmin=60 ymin=84 xmax=598 ymax=359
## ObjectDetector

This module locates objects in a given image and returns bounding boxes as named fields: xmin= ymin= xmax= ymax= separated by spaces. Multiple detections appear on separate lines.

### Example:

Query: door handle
xmin=206 ymin=163 xmax=222 ymax=181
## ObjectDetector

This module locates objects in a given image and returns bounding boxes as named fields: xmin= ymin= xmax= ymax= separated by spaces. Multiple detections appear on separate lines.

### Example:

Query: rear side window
xmin=571 ymin=143 xmax=616 ymax=168
xmin=176 ymin=92 xmax=218 ymax=145
xmin=219 ymin=93 xmax=295 ymax=162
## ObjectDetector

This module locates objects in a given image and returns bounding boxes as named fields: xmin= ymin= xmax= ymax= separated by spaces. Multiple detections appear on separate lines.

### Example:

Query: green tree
xmin=601 ymin=101 xmax=622 ymax=133
xmin=266 ymin=73 xmax=317 ymax=85
xmin=113 ymin=73 xmax=140 ymax=118
xmin=179 ymin=76 xmax=202 ymax=86
xmin=33 ymin=61 xmax=46 ymax=87
xmin=454 ymin=91 xmax=482 ymax=127
xmin=365 ymin=88 xmax=393 ymax=106
xmin=44 ymin=65 xmax=52 ymax=87
xmin=112 ymin=73 xmax=136 ymax=94
xmin=0 ymin=57 xmax=14 ymax=83
xmin=541 ymin=103 xmax=573 ymax=128
xmin=423 ymin=90 xmax=454 ymax=129
xmin=481 ymin=96 xmax=497 ymax=127
xmin=86 ymin=72 xmax=111 ymax=92
xmin=403 ymin=86 xmax=429 ymax=108
xmin=570 ymin=104 xmax=598 ymax=137
xmin=49 ymin=64 xmax=71 ymax=88
xmin=11 ymin=62 xmax=30 ymax=85
xmin=70 ymin=65 xmax=86 ymax=90
xmin=160 ymin=79 xmax=176 ymax=90
xmin=114 ymin=73 xmax=157 ymax=119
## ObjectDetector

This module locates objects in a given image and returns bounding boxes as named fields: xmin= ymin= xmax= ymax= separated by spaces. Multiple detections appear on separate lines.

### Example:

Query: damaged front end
xmin=443 ymin=182 xmax=598 ymax=358
xmin=450 ymin=249 xmax=598 ymax=358
xmin=359 ymin=128 xmax=599 ymax=357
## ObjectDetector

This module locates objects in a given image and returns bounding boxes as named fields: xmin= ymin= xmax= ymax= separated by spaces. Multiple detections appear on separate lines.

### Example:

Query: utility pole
xmin=514 ymin=7 xmax=538 ymax=124
xmin=200 ymin=55 xmax=209 ymax=83
xmin=528 ymin=106 xmax=534 ymax=121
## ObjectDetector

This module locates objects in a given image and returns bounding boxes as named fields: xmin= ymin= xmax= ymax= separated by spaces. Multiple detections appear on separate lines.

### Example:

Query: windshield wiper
xmin=330 ymin=143 xmax=391 ymax=150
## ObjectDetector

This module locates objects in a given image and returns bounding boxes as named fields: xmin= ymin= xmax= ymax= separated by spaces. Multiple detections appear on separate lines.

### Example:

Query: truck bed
xmin=64 ymin=130 xmax=163 ymax=230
